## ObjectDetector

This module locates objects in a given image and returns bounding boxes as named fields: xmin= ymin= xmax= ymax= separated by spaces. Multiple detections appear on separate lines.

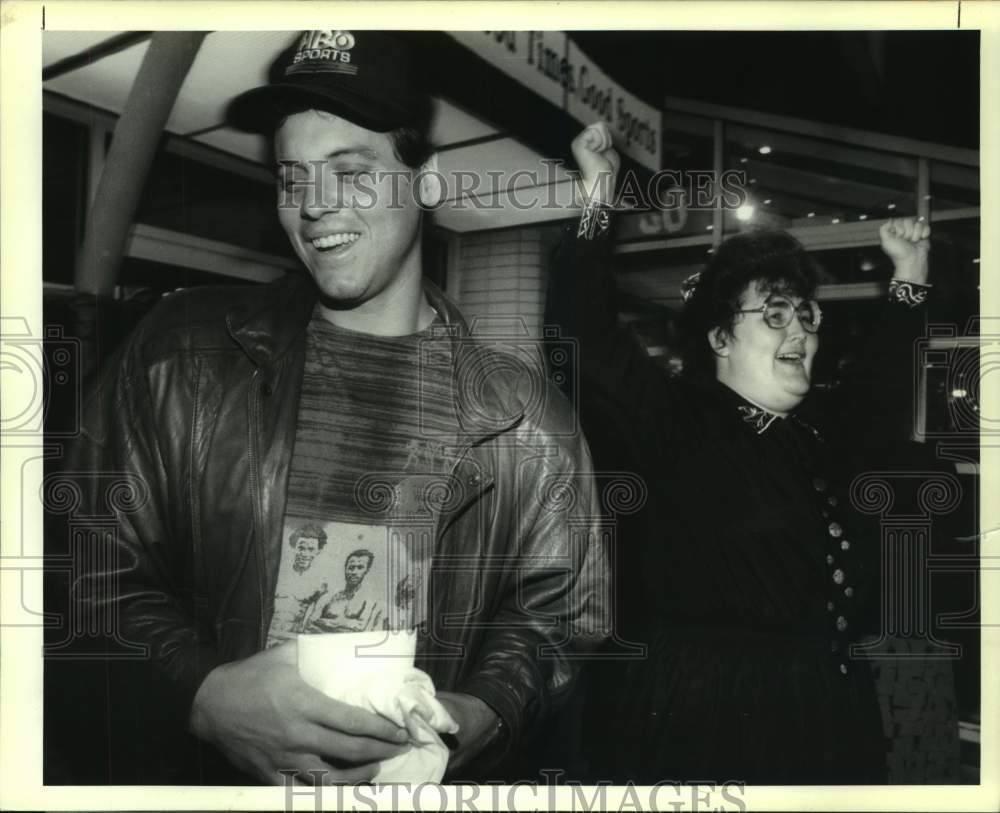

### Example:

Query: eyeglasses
xmin=736 ymin=294 xmax=823 ymax=333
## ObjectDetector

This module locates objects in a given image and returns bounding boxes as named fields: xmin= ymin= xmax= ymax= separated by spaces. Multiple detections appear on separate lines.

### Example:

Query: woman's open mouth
xmin=776 ymin=350 xmax=806 ymax=368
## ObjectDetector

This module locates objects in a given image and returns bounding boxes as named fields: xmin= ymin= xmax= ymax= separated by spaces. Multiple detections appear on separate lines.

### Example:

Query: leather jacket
xmin=70 ymin=271 xmax=609 ymax=780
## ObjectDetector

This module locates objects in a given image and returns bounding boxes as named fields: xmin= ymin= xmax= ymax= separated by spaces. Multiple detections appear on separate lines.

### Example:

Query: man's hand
xmin=880 ymin=216 xmax=931 ymax=284
xmin=437 ymin=691 xmax=501 ymax=772
xmin=189 ymin=643 xmax=410 ymax=785
xmin=571 ymin=122 xmax=621 ymax=206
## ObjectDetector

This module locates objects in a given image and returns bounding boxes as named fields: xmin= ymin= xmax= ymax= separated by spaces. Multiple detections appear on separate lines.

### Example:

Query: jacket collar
xmin=226 ymin=272 xmax=316 ymax=367
xmin=226 ymin=271 xmax=524 ymax=442
xmin=737 ymin=402 xmax=781 ymax=434
xmin=226 ymin=273 xmax=479 ymax=361
xmin=420 ymin=280 xmax=527 ymax=444
xmin=710 ymin=378 xmax=821 ymax=439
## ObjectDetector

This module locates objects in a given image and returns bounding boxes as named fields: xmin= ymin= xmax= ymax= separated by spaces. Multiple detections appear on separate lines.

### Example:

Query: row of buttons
xmin=814 ymin=476 xmax=853 ymax=676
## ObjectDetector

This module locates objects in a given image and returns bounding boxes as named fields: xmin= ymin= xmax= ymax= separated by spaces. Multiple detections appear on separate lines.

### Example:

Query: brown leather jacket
xmin=70 ymin=271 xmax=609 ymax=780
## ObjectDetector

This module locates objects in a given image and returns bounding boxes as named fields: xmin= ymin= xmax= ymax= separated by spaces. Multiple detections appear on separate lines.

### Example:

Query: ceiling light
xmin=740 ymin=157 xmax=748 ymax=164
xmin=951 ymin=388 xmax=968 ymax=399
xmin=706 ymin=225 xmax=714 ymax=231
xmin=736 ymin=204 xmax=755 ymax=222
xmin=832 ymin=218 xmax=840 ymax=224
xmin=807 ymin=212 xmax=815 ymax=218
xmin=859 ymin=214 xmax=867 ymax=221
xmin=758 ymin=146 xmax=772 ymax=155
xmin=887 ymin=203 xmax=896 ymax=210
xmin=764 ymin=199 xmax=772 ymax=205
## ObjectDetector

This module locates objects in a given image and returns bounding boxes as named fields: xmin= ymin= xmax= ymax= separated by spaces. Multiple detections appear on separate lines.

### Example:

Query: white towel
xmin=297 ymin=631 xmax=457 ymax=783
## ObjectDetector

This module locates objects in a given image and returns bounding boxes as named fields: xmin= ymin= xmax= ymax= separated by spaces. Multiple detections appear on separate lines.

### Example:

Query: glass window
xmin=724 ymin=124 xmax=917 ymax=230
xmin=809 ymin=246 xmax=889 ymax=285
xmin=930 ymin=161 xmax=979 ymax=211
xmin=43 ymin=112 xmax=88 ymax=285
xmin=922 ymin=346 xmax=980 ymax=437
xmin=131 ymin=143 xmax=294 ymax=258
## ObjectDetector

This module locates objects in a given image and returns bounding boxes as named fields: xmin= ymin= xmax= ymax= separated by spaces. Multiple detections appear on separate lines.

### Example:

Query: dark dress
xmin=546 ymin=226 xmax=928 ymax=784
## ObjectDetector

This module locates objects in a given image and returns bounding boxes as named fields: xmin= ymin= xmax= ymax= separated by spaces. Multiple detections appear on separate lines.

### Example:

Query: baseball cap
xmin=227 ymin=30 xmax=431 ymax=134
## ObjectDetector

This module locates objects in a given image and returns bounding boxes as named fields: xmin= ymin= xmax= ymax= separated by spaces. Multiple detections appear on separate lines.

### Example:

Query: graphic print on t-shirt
xmin=267 ymin=518 xmax=433 ymax=647
xmin=266 ymin=309 xmax=459 ymax=648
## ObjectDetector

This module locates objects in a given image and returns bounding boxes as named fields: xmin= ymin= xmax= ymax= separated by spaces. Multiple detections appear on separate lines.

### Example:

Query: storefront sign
xmin=449 ymin=31 xmax=662 ymax=172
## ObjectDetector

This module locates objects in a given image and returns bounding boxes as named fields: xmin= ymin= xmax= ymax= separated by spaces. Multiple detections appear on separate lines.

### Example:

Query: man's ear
xmin=708 ymin=327 xmax=730 ymax=357
xmin=417 ymin=153 xmax=444 ymax=208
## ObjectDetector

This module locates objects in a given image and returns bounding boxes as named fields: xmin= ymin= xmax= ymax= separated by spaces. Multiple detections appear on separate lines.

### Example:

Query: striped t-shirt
xmin=266 ymin=307 xmax=461 ymax=647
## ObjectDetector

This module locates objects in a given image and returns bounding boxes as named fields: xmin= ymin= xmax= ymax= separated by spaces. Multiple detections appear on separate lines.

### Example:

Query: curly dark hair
xmin=346 ymin=549 xmax=375 ymax=568
xmin=289 ymin=524 xmax=328 ymax=549
xmin=679 ymin=230 xmax=821 ymax=380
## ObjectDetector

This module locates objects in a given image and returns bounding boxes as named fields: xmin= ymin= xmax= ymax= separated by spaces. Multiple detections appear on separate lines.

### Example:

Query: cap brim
xmin=226 ymin=82 xmax=408 ymax=134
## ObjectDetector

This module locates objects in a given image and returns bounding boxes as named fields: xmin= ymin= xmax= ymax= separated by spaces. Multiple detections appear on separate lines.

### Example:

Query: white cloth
xmin=297 ymin=631 xmax=457 ymax=783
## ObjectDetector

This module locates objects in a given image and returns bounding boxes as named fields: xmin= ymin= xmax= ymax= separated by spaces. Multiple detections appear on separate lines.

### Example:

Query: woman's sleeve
xmin=545 ymin=215 xmax=675 ymax=431
xmin=808 ymin=280 xmax=931 ymax=458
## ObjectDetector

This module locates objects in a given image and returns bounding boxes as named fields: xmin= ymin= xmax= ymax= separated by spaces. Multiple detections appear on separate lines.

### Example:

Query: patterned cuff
xmin=888 ymin=279 xmax=931 ymax=308
xmin=577 ymin=199 xmax=612 ymax=240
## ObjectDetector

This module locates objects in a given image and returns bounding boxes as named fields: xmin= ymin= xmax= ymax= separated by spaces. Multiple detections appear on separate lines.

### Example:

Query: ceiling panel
xmin=429 ymin=98 xmax=499 ymax=147
xmin=42 ymin=31 xmax=124 ymax=68
xmin=169 ymin=31 xmax=295 ymax=135
xmin=43 ymin=39 xmax=150 ymax=116
xmin=438 ymin=138 xmax=573 ymax=200
xmin=191 ymin=127 xmax=271 ymax=164
xmin=432 ymin=136 xmax=578 ymax=231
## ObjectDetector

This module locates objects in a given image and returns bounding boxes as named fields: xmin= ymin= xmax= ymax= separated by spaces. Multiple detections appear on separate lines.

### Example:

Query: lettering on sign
xmin=450 ymin=31 xmax=662 ymax=172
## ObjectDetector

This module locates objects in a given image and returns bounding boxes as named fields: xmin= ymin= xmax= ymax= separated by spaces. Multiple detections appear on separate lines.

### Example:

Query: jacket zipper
xmin=247 ymin=368 xmax=267 ymax=649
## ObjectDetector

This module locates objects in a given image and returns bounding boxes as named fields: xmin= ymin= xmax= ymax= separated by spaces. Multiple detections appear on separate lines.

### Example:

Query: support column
xmin=75 ymin=32 xmax=206 ymax=297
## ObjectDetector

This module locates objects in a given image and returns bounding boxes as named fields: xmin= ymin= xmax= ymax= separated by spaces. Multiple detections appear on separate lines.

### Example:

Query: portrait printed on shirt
xmin=267 ymin=516 xmax=432 ymax=648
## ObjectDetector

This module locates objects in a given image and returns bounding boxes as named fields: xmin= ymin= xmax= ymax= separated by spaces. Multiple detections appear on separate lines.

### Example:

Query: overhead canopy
xmin=42 ymin=30 xmax=582 ymax=234
xmin=42 ymin=29 xmax=979 ymax=307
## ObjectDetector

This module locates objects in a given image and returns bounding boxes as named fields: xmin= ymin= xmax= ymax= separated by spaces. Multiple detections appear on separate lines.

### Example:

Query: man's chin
xmin=317 ymin=286 xmax=367 ymax=308
xmin=309 ymin=268 xmax=370 ymax=305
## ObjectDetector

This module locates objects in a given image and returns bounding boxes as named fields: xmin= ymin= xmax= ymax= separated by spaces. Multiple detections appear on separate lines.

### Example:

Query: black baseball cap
xmin=227 ymin=30 xmax=431 ymax=134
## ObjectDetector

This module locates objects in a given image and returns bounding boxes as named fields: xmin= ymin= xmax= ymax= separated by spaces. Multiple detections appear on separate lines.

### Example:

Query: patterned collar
xmin=737 ymin=404 xmax=781 ymax=434
xmin=714 ymin=380 xmax=823 ymax=439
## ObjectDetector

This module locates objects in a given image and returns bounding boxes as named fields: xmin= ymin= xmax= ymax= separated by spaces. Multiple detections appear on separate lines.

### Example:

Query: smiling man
xmin=74 ymin=31 xmax=607 ymax=786
xmin=270 ymin=110 xmax=437 ymax=333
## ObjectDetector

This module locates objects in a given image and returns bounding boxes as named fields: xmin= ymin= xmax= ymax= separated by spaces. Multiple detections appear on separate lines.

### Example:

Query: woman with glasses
xmin=546 ymin=123 xmax=932 ymax=784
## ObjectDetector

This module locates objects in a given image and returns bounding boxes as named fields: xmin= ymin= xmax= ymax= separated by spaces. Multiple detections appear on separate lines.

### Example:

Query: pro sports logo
xmin=287 ymin=30 xmax=358 ymax=77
